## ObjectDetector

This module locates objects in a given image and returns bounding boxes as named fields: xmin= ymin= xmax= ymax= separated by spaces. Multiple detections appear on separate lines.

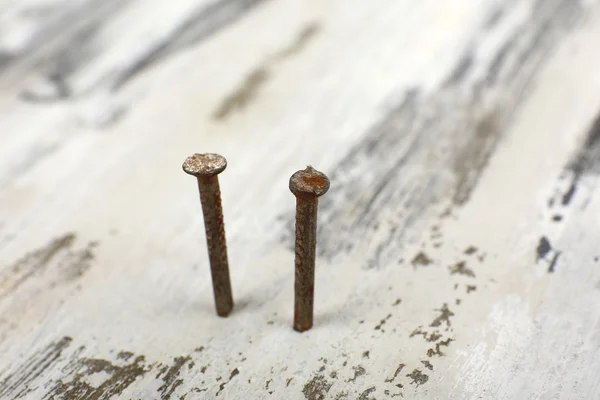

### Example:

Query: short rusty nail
xmin=289 ymin=166 xmax=330 ymax=332
xmin=183 ymin=153 xmax=233 ymax=317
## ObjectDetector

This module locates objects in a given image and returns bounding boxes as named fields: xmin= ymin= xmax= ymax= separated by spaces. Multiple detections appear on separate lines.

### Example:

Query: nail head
xmin=183 ymin=153 xmax=227 ymax=177
xmin=289 ymin=166 xmax=330 ymax=198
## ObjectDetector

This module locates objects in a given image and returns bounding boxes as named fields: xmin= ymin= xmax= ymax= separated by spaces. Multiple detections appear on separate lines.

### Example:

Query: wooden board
xmin=2 ymin=0 xmax=600 ymax=398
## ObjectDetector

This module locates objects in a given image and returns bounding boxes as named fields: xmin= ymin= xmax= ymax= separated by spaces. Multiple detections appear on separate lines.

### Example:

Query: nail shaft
xmin=293 ymin=196 xmax=319 ymax=332
xmin=183 ymin=153 xmax=233 ymax=317
xmin=290 ymin=166 xmax=330 ymax=332
xmin=197 ymin=175 xmax=233 ymax=316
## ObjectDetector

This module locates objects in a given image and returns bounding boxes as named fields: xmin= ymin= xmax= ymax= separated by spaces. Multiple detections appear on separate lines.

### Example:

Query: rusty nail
xmin=183 ymin=153 xmax=233 ymax=317
xmin=289 ymin=166 xmax=330 ymax=332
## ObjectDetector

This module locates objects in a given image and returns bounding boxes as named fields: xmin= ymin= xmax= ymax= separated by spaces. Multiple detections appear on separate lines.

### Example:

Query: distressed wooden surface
xmin=2 ymin=0 xmax=600 ymax=398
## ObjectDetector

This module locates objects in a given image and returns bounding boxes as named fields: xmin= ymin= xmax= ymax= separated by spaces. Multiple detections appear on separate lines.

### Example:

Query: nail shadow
xmin=313 ymin=308 xmax=349 ymax=328
xmin=266 ymin=307 xmax=350 ymax=332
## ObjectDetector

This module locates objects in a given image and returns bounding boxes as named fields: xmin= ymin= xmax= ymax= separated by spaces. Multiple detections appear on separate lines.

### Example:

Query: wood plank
xmin=1 ymin=0 xmax=600 ymax=398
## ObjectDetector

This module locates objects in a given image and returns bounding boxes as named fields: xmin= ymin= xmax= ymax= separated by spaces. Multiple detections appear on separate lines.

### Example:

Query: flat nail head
xmin=183 ymin=153 xmax=227 ymax=177
xmin=289 ymin=166 xmax=330 ymax=198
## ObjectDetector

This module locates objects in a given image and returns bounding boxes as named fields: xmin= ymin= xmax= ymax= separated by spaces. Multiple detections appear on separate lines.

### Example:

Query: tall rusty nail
xmin=289 ymin=166 xmax=330 ymax=332
xmin=183 ymin=153 xmax=233 ymax=317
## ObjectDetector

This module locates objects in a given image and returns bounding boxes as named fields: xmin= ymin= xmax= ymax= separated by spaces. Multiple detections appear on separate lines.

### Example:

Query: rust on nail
xmin=183 ymin=153 xmax=233 ymax=317
xmin=289 ymin=166 xmax=330 ymax=332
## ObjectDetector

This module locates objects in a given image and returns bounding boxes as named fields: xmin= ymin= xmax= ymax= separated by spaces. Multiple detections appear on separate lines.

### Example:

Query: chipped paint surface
xmin=2 ymin=0 xmax=600 ymax=398
xmin=0 ymin=233 xmax=96 ymax=298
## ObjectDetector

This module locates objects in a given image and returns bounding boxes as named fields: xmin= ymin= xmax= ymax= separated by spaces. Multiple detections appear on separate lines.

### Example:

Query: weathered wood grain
xmin=2 ymin=0 xmax=600 ymax=398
